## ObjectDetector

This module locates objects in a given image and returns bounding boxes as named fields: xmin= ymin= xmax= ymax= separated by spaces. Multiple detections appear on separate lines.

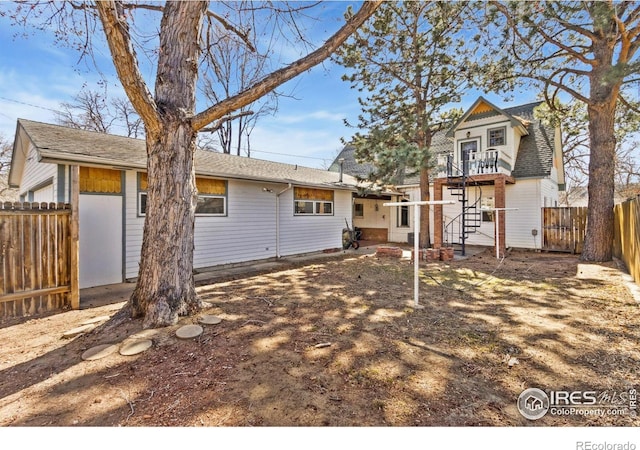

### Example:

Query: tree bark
xmin=419 ymin=165 xmax=431 ymax=248
xmin=581 ymin=100 xmax=616 ymax=262
xmin=128 ymin=1 xmax=207 ymax=327
xmin=581 ymin=21 xmax=619 ymax=263
xmin=130 ymin=123 xmax=200 ymax=327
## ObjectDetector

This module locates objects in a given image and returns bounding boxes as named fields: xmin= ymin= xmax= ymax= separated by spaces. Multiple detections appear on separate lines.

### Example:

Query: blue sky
xmin=0 ymin=2 xmax=538 ymax=170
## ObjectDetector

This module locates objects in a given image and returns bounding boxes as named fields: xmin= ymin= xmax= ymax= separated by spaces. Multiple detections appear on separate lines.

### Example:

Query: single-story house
xmin=9 ymin=119 xmax=359 ymax=288
xmin=331 ymin=96 xmax=566 ymax=255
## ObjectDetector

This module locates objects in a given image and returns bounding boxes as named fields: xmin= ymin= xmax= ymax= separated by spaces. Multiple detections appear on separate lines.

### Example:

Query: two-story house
xmin=331 ymin=96 xmax=566 ymax=256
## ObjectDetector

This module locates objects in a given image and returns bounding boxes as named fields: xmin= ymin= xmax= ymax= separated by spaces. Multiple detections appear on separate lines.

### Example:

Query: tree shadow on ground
xmin=0 ymin=249 xmax=638 ymax=426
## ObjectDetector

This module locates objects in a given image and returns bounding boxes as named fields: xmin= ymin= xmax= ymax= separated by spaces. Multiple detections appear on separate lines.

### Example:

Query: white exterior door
xmin=79 ymin=194 xmax=123 ymax=288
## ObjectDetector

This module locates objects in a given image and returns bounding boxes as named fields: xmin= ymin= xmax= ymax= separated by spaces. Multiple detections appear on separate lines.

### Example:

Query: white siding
xmin=505 ymin=179 xmax=544 ymax=249
xmin=388 ymin=189 xmax=418 ymax=243
xmin=123 ymin=172 xmax=355 ymax=279
xmin=278 ymin=188 xmax=352 ymax=256
xmin=193 ymin=179 xmax=279 ymax=268
xmin=541 ymin=177 xmax=559 ymax=208
xmin=389 ymin=179 xmax=551 ymax=250
xmin=452 ymin=117 xmax=517 ymax=174
xmin=386 ymin=188 xmax=440 ymax=244
xmin=442 ymin=185 xmax=495 ymax=248
xmin=20 ymin=143 xmax=58 ymax=200
xmin=32 ymin=184 xmax=54 ymax=203
xmin=124 ymin=171 xmax=144 ymax=278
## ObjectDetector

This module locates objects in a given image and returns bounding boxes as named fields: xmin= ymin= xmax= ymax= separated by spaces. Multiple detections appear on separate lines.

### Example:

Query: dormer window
xmin=488 ymin=127 xmax=506 ymax=146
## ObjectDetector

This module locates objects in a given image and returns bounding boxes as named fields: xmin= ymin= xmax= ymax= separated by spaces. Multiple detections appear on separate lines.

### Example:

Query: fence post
xmin=70 ymin=165 xmax=80 ymax=309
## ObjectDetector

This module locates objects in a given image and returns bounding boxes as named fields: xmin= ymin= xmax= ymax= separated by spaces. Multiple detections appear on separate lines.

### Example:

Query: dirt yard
xmin=0 ymin=248 xmax=638 ymax=427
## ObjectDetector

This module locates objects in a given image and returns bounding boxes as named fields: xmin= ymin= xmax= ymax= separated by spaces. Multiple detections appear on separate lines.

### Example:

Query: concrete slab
xmin=82 ymin=344 xmax=119 ymax=361
xmin=120 ymin=339 xmax=153 ymax=356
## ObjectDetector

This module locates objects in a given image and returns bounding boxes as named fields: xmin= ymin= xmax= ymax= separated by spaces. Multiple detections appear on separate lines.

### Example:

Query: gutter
xmin=37 ymin=152 xmax=357 ymax=191
xmin=276 ymin=183 xmax=293 ymax=258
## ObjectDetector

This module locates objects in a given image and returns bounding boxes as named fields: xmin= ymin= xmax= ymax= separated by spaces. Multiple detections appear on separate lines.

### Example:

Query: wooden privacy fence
xmin=0 ymin=202 xmax=79 ymax=320
xmin=542 ymin=207 xmax=588 ymax=253
xmin=613 ymin=196 xmax=640 ymax=285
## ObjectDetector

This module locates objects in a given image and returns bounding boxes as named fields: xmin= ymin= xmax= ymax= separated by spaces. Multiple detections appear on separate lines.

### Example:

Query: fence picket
xmin=614 ymin=197 xmax=640 ymax=285
xmin=542 ymin=206 xmax=588 ymax=253
xmin=0 ymin=202 xmax=74 ymax=320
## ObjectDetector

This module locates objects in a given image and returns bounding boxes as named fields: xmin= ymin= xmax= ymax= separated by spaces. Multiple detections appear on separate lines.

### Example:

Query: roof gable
xmin=469 ymin=99 xmax=495 ymax=115
xmin=445 ymin=96 xmax=531 ymax=137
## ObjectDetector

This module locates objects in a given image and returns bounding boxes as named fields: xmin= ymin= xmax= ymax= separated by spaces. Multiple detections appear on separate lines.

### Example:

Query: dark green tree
xmin=333 ymin=1 xmax=473 ymax=247
xmin=484 ymin=1 xmax=640 ymax=261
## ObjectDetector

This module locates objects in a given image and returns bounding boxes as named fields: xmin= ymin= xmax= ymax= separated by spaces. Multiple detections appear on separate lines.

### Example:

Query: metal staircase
xmin=443 ymin=151 xmax=483 ymax=256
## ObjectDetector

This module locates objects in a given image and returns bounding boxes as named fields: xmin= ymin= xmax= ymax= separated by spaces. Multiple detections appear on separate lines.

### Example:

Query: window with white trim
xmin=294 ymin=187 xmax=334 ymax=216
xmin=397 ymin=200 xmax=410 ymax=227
xmin=481 ymin=196 xmax=495 ymax=222
xmin=138 ymin=173 xmax=227 ymax=216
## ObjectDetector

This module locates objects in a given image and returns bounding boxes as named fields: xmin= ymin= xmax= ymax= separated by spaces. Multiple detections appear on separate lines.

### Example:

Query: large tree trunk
xmin=581 ymin=100 xmax=616 ymax=262
xmin=128 ymin=1 xmax=207 ymax=328
xmin=130 ymin=124 xmax=200 ymax=327
xmin=581 ymin=27 xmax=618 ymax=263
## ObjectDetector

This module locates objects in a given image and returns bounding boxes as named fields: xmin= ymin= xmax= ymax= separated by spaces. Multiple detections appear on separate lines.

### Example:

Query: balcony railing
xmin=437 ymin=149 xmax=500 ymax=178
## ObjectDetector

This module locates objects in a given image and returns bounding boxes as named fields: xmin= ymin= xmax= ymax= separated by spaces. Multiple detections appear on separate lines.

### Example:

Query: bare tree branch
xmin=191 ymin=0 xmax=383 ymax=130
xmin=199 ymin=110 xmax=254 ymax=133
xmin=95 ymin=0 xmax=161 ymax=135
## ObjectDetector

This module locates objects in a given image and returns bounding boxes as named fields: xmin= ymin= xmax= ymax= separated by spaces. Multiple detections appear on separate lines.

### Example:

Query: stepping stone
xmin=81 ymin=315 xmax=111 ymax=325
xmin=119 ymin=339 xmax=153 ymax=356
xmin=126 ymin=329 xmax=159 ymax=341
xmin=176 ymin=324 xmax=203 ymax=339
xmin=62 ymin=324 xmax=95 ymax=339
xmin=82 ymin=344 xmax=119 ymax=361
xmin=198 ymin=315 xmax=222 ymax=325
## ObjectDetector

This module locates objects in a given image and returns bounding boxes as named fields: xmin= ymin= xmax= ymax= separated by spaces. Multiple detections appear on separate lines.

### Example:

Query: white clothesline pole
xmin=480 ymin=207 xmax=519 ymax=259
xmin=384 ymin=200 xmax=455 ymax=308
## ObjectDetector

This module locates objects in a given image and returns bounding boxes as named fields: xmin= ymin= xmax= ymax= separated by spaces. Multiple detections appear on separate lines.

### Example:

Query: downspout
xmin=276 ymin=183 xmax=293 ymax=258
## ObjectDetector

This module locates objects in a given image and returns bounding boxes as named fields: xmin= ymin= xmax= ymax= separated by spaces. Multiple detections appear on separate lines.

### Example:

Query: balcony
xmin=437 ymin=149 xmax=501 ymax=178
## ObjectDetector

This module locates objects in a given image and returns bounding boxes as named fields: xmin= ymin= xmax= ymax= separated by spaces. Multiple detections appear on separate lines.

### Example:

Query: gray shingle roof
xmin=329 ymin=128 xmax=452 ymax=186
xmin=504 ymin=102 xmax=556 ymax=178
xmin=327 ymin=145 xmax=377 ymax=180
xmin=17 ymin=119 xmax=357 ymax=190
